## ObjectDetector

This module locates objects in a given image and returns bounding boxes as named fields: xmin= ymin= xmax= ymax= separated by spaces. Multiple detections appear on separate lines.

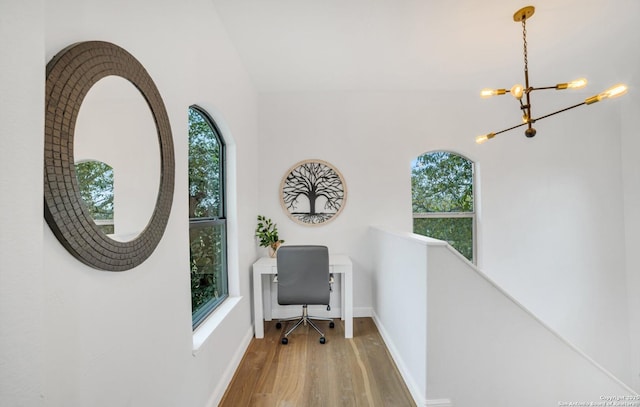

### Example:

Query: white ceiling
xmin=211 ymin=0 xmax=639 ymax=94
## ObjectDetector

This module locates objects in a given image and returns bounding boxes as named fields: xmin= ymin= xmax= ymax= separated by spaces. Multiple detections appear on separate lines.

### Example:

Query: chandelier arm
xmin=530 ymin=86 xmax=562 ymax=91
xmin=491 ymin=121 xmax=530 ymax=137
xmin=529 ymin=101 xmax=587 ymax=122
xmin=490 ymin=101 xmax=587 ymax=138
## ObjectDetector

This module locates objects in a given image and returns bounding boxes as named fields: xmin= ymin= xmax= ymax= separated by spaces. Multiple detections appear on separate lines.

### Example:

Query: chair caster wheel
xmin=319 ymin=337 xmax=326 ymax=344
xmin=281 ymin=337 xmax=288 ymax=345
xmin=329 ymin=322 xmax=335 ymax=329
xmin=276 ymin=322 xmax=282 ymax=329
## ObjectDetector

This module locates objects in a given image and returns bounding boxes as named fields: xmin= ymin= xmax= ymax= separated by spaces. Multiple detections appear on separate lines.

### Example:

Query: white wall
xmin=257 ymin=89 xmax=633 ymax=386
xmin=2 ymin=0 xmax=260 ymax=405
xmin=0 ymin=1 xmax=45 ymax=406
xmin=479 ymin=98 xmax=631 ymax=385
xmin=621 ymin=93 xmax=640 ymax=391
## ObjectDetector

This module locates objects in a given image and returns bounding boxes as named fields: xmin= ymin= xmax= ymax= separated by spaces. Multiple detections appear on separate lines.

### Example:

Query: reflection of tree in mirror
xmin=188 ymin=108 xmax=221 ymax=219
xmin=75 ymin=160 xmax=114 ymax=234
xmin=282 ymin=161 xmax=345 ymax=224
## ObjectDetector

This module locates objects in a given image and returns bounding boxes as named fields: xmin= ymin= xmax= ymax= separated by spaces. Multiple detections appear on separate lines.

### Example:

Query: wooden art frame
xmin=280 ymin=159 xmax=347 ymax=226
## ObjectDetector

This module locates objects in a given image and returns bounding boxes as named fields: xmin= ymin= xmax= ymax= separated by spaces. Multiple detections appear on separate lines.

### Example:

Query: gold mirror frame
xmin=44 ymin=41 xmax=175 ymax=271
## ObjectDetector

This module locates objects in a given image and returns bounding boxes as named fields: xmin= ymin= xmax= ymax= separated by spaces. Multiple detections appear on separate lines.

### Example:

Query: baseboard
xmin=204 ymin=325 xmax=254 ymax=407
xmin=427 ymin=399 xmax=453 ymax=407
xmin=354 ymin=306 xmax=373 ymax=317
xmin=372 ymin=311 xmax=427 ymax=406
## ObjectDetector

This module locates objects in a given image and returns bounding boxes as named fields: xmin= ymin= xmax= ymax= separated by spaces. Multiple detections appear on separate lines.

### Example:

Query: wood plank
xmin=219 ymin=317 xmax=415 ymax=406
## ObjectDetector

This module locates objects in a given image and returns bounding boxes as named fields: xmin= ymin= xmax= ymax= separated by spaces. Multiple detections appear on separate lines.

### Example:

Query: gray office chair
xmin=275 ymin=245 xmax=334 ymax=344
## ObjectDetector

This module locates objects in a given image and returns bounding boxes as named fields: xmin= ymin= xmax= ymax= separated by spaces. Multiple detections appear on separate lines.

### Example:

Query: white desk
xmin=252 ymin=254 xmax=353 ymax=339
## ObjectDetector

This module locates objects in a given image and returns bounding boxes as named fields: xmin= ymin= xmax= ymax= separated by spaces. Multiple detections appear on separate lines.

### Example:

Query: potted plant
xmin=255 ymin=215 xmax=284 ymax=257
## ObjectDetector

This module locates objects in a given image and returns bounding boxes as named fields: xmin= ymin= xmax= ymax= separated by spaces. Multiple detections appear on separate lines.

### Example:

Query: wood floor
xmin=219 ymin=317 xmax=415 ymax=407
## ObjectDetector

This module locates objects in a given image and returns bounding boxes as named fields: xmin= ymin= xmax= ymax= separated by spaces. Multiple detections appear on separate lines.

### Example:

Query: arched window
xmin=411 ymin=151 xmax=475 ymax=263
xmin=188 ymin=105 xmax=228 ymax=329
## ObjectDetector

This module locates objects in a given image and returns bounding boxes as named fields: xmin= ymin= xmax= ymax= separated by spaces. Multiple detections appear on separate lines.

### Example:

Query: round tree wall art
xmin=280 ymin=159 xmax=347 ymax=226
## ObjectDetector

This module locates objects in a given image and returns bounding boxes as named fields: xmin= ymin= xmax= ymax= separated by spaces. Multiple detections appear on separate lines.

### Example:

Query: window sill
xmin=192 ymin=296 xmax=242 ymax=355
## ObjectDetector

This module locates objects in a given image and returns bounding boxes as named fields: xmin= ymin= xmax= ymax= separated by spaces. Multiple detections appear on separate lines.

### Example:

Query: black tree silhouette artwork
xmin=281 ymin=160 xmax=346 ymax=225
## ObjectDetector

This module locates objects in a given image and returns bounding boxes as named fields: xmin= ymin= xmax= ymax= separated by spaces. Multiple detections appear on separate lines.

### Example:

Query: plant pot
xmin=268 ymin=242 xmax=281 ymax=258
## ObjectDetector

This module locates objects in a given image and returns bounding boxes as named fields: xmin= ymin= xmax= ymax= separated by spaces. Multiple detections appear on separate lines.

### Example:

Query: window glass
xmin=189 ymin=106 xmax=228 ymax=329
xmin=411 ymin=151 xmax=475 ymax=262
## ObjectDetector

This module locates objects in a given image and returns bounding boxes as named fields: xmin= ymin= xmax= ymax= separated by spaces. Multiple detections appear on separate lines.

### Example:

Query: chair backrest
xmin=277 ymin=245 xmax=330 ymax=306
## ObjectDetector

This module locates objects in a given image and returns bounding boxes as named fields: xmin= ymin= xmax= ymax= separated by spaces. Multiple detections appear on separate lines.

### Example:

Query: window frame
xmin=188 ymin=105 xmax=228 ymax=330
xmin=411 ymin=150 xmax=477 ymax=264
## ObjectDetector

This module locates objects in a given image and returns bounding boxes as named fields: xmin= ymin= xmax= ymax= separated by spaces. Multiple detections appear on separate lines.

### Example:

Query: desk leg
xmin=340 ymin=276 xmax=345 ymax=321
xmin=253 ymin=269 xmax=264 ymax=338
xmin=344 ymin=271 xmax=353 ymax=339
xmin=263 ymin=274 xmax=272 ymax=321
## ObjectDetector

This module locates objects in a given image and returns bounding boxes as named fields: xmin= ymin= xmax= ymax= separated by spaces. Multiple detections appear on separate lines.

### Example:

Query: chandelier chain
xmin=522 ymin=19 xmax=528 ymax=72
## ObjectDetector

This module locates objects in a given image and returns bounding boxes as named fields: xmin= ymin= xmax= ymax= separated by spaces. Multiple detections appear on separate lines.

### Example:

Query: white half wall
xmin=370 ymin=227 xmax=638 ymax=406
xmin=370 ymin=228 xmax=428 ymax=406
xmin=426 ymin=237 xmax=637 ymax=406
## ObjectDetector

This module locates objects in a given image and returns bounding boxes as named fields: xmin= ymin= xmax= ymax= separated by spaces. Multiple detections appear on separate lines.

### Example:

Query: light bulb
xmin=476 ymin=133 xmax=496 ymax=144
xmin=480 ymin=88 xmax=507 ymax=98
xmin=567 ymin=78 xmax=587 ymax=89
xmin=510 ymin=84 xmax=524 ymax=99
xmin=556 ymin=78 xmax=587 ymax=90
xmin=585 ymin=84 xmax=628 ymax=105
xmin=522 ymin=114 xmax=529 ymax=123
xmin=602 ymin=84 xmax=628 ymax=99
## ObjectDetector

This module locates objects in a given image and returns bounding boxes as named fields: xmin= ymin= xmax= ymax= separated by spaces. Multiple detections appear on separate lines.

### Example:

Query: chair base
xmin=277 ymin=305 xmax=334 ymax=344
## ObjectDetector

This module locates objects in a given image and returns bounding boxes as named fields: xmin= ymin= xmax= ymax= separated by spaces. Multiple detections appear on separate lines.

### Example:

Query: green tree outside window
xmin=411 ymin=151 xmax=475 ymax=262
xmin=188 ymin=106 xmax=228 ymax=328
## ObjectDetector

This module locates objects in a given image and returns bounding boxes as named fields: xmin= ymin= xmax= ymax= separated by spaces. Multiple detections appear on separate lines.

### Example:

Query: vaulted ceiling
xmin=212 ymin=0 xmax=639 ymax=94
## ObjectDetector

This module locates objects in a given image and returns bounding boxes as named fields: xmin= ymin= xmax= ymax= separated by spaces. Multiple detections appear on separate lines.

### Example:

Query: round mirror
xmin=74 ymin=75 xmax=160 ymax=242
xmin=44 ymin=41 xmax=175 ymax=271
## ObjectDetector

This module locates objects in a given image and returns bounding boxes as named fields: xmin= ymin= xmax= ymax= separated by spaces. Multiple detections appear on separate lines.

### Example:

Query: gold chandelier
xmin=476 ymin=5 xmax=627 ymax=144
